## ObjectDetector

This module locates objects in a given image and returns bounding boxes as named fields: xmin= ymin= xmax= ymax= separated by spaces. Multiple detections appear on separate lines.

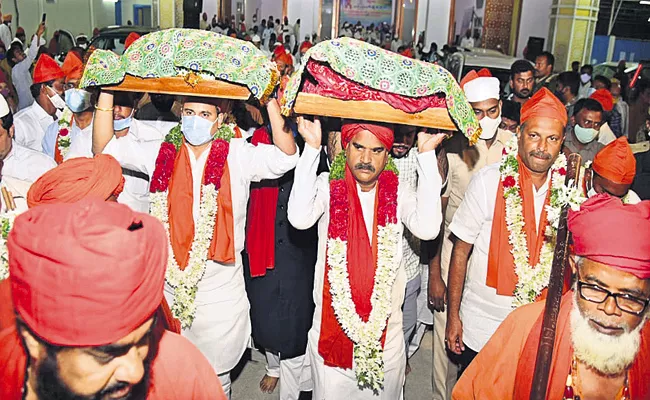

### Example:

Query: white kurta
xmin=13 ymin=101 xmax=55 ymax=151
xmin=448 ymin=162 xmax=550 ymax=352
xmin=1 ymin=141 xmax=57 ymax=213
xmin=12 ymin=35 xmax=39 ymax=112
xmin=163 ymin=138 xmax=299 ymax=375
xmin=287 ymin=145 xmax=443 ymax=399
xmin=41 ymin=118 xmax=94 ymax=160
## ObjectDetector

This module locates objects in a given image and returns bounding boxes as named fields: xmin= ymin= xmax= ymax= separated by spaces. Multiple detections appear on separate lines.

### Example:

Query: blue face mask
xmin=64 ymin=88 xmax=92 ymax=113
xmin=181 ymin=115 xmax=216 ymax=146
xmin=113 ymin=112 xmax=133 ymax=131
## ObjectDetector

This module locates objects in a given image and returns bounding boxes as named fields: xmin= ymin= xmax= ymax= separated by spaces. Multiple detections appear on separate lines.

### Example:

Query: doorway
xmin=134 ymin=5 xmax=153 ymax=27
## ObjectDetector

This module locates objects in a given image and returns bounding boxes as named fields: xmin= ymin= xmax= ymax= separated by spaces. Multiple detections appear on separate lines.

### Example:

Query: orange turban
xmin=592 ymin=136 xmax=636 ymax=185
xmin=124 ymin=32 xmax=140 ymax=50
xmin=568 ymin=194 xmax=650 ymax=279
xmin=8 ymin=199 xmax=168 ymax=346
xmin=590 ymin=89 xmax=614 ymax=112
xmin=520 ymin=87 xmax=567 ymax=127
xmin=32 ymin=54 xmax=64 ymax=84
xmin=341 ymin=121 xmax=394 ymax=150
xmin=27 ymin=155 xmax=125 ymax=208
xmin=61 ymin=51 xmax=84 ymax=82
xmin=276 ymin=52 xmax=293 ymax=67
xmin=273 ymin=45 xmax=287 ymax=58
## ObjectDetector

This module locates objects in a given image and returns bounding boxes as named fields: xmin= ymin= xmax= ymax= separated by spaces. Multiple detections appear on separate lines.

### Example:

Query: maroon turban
xmin=8 ymin=199 xmax=168 ymax=346
xmin=568 ymin=194 xmax=650 ymax=279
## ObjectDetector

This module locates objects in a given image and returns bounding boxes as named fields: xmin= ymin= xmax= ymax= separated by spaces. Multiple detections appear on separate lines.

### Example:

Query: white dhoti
xmin=164 ymin=260 xmax=251 ymax=379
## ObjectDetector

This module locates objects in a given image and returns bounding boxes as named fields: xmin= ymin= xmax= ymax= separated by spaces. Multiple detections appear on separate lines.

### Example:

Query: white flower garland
xmin=150 ymin=184 xmax=219 ymax=329
xmin=0 ymin=213 xmax=15 ymax=281
xmin=327 ymin=222 xmax=401 ymax=393
xmin=500 ymin=138 xmax=585 ymax=307
xmin=57 ymin=108 xmax=73 ymax=160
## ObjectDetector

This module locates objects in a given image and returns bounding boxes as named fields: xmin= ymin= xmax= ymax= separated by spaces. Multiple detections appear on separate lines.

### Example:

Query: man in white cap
xmin=0 ymin=94 xmax=56 ymax=213
xmin=252 ymin=34 xmax=269 ymax=57
xmin=427 ymin=68 xmax=511 ymax=398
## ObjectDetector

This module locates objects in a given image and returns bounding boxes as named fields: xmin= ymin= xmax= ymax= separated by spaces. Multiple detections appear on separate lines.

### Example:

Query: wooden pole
xmin=529 ymin=153 xmax=582 ymax=400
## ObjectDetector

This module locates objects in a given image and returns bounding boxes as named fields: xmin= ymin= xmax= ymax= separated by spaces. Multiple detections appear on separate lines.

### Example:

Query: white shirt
xmin=394 ymin=149 xmax=422 ymax=281
xmin=98 ymin=119 xmax=166 ymax=212
xmin=41 ymin=117 xmax=94 ymax=160
xmin=288 ymin=145 xmax=442 ymax=399
xmin=0 ymin=24 xmax=11 ymax=50
xmin=460 ymin=37 xmax=475 ymax=48
xmin=449 ymin=162 xmax=550 ymax=352
xmin=3 ymin=140 xmax=56 ymax=183
xmin=13 ymin=101 xmax=55 ymax=151
xmin=12 ymin=35 xmax=40 ymax=112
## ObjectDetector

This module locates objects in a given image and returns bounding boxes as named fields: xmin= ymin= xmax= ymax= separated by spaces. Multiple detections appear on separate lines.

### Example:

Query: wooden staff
xmin=1 ymin=187 xmax=14 ymax=212
xmin=529 ymin=153 xmax=582 ymax=400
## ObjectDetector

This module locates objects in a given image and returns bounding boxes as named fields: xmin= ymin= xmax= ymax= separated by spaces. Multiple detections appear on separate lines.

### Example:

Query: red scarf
xmin=318 ymin=166 xmax=398 ymax=369
xmin=514 ymin=292 xmax=650 ymax=399
xmin=246 ymin=127 xmax=279 ymax=277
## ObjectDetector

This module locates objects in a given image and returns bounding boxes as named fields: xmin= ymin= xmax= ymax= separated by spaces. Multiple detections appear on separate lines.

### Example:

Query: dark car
xmin=89 ymin=26 xmax=157 ymax=55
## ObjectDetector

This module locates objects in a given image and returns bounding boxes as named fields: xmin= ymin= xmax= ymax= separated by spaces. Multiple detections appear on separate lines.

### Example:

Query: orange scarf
xmin=486 ymin=156 xmax=551 ymax=297
xmin=167 ymin=141 xmax=237 ymax=270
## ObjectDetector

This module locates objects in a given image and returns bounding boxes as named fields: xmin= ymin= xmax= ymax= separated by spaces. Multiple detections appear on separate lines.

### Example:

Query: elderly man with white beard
xmin=453 ymin=193 xmax=650 ymax=399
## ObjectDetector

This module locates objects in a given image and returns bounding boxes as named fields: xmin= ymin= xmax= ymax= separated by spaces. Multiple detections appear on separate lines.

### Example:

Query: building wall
xmin=515 ymin=0 xmax=552 ymax=57
xmin=2 ymin=0 xmax=117 ymax=40
xmin=121 ymin=0 xmax=154 ymax=26
xmin=453 ymin=0 xmax=484 ymax=44
xmin=418 ymin=0 xmax=451 ymax=47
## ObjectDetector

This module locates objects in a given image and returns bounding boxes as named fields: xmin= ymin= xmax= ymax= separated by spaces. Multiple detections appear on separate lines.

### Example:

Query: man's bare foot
xmin=405 ymin=361 xmax=412 ymax=376
xmin=260 ymin=374 xmax=279 ymax=394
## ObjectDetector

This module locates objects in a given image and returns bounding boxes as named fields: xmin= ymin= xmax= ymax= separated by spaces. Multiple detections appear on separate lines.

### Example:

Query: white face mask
xmin=580 ymin=73 xmax=591 ymax=84
xmin=479 ymin=115 xmax=502 ymax=140
xmin=46 ymin=86 xmax=67 ymax=110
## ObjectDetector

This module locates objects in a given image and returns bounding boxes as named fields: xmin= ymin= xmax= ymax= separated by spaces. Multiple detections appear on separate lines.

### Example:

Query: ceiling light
xmin=641 ymin=1 xmax=650 ymax=5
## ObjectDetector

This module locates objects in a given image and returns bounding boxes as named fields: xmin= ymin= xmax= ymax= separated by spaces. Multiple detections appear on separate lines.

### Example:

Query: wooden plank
xmin=293 ymin=93 xmax=458 ymax=130
xmin=105 ymin=75 xmax=251 ymax=100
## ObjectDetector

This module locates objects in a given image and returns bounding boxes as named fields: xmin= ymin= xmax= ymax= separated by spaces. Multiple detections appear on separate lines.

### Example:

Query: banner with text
xmin=340 ymin=0 xmax=393 ymax=27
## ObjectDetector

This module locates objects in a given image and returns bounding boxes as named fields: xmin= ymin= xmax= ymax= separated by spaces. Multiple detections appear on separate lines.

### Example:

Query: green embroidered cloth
xmin=280 ymin=37 xmax=479 ymax=141
xmin=80 ymin=28 xmax=278 ymax=101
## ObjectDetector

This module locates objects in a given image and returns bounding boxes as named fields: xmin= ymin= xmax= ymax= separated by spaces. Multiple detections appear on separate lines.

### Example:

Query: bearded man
xmin=0 ymin=199 xmax=226 ymax=399
xmin=288 ymin=118 xmax=444 ymax=398
xmin=453 ymin=194 xmax=650 ymax=399
xmin=446 ymin=88 xmax=570 ymax=375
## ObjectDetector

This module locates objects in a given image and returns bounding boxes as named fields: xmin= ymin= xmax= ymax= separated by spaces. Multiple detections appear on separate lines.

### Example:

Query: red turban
xmin=592 ymin=137 xmax=636 ymax=185
xmin=273 ymin=45 xmax=287 ymax=58
xmin=590 ymin=88 xmax=614 ymax=112
xmin=61 ymin=51 xmax=84 ymax=82
xmin=32 ymin=54 xmax=64 ymax=84
xmin=300 ymin=41 xmax=313 ymax=52
xmin=124 ymin=32 xmax=140 ymax=50
xmin=8 ymin=199 xmax=168 ymax=346
xmin=520 ymin=87 xmax=567 ymax=127
xmin=276 ymin=52 xmax=293 ymax=67
xmin=341 ymin=122 xmax=394 ymax=150
xmin=27 ymin=155 xmax=125 ymax=208
xmin=568 ymin=194 xmax=650 ymax=279
xmin=459 ymin=68 xmax=492 ymax=89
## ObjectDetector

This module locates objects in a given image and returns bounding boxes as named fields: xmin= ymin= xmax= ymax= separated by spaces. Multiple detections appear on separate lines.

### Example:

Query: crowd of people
xmin=0 ymin=12 xmax=648 ymax=400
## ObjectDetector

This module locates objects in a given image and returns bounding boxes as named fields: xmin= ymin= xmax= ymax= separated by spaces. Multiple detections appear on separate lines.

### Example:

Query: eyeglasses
xmin=577 ymin=281 xmax=650 ymax=316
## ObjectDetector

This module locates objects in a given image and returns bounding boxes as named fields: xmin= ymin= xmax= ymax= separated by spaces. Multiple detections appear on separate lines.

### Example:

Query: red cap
xmin=592 ymin=137 xmax=636 ymax=185
xmin=568 ymin=194 xmax=650 ymax=279
xmin=520 ymin=87 xmax=568 ymax=127
xmin=300 ymin=41 xmax=313 ymax=52
xmin=32 ymin=54 xmax=64 ymax=84
xmin=8 ymin=199 xmax=167 ymax=346
xmin=124 ymin=32 xmax=140 ymax=50
xmin=459 ymin=68 xmax=492 ymax=89
xmin=590 ymin=89 xmax=614 ymax=112
xmin=341 ymin=122 xmax=394 ymax=150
